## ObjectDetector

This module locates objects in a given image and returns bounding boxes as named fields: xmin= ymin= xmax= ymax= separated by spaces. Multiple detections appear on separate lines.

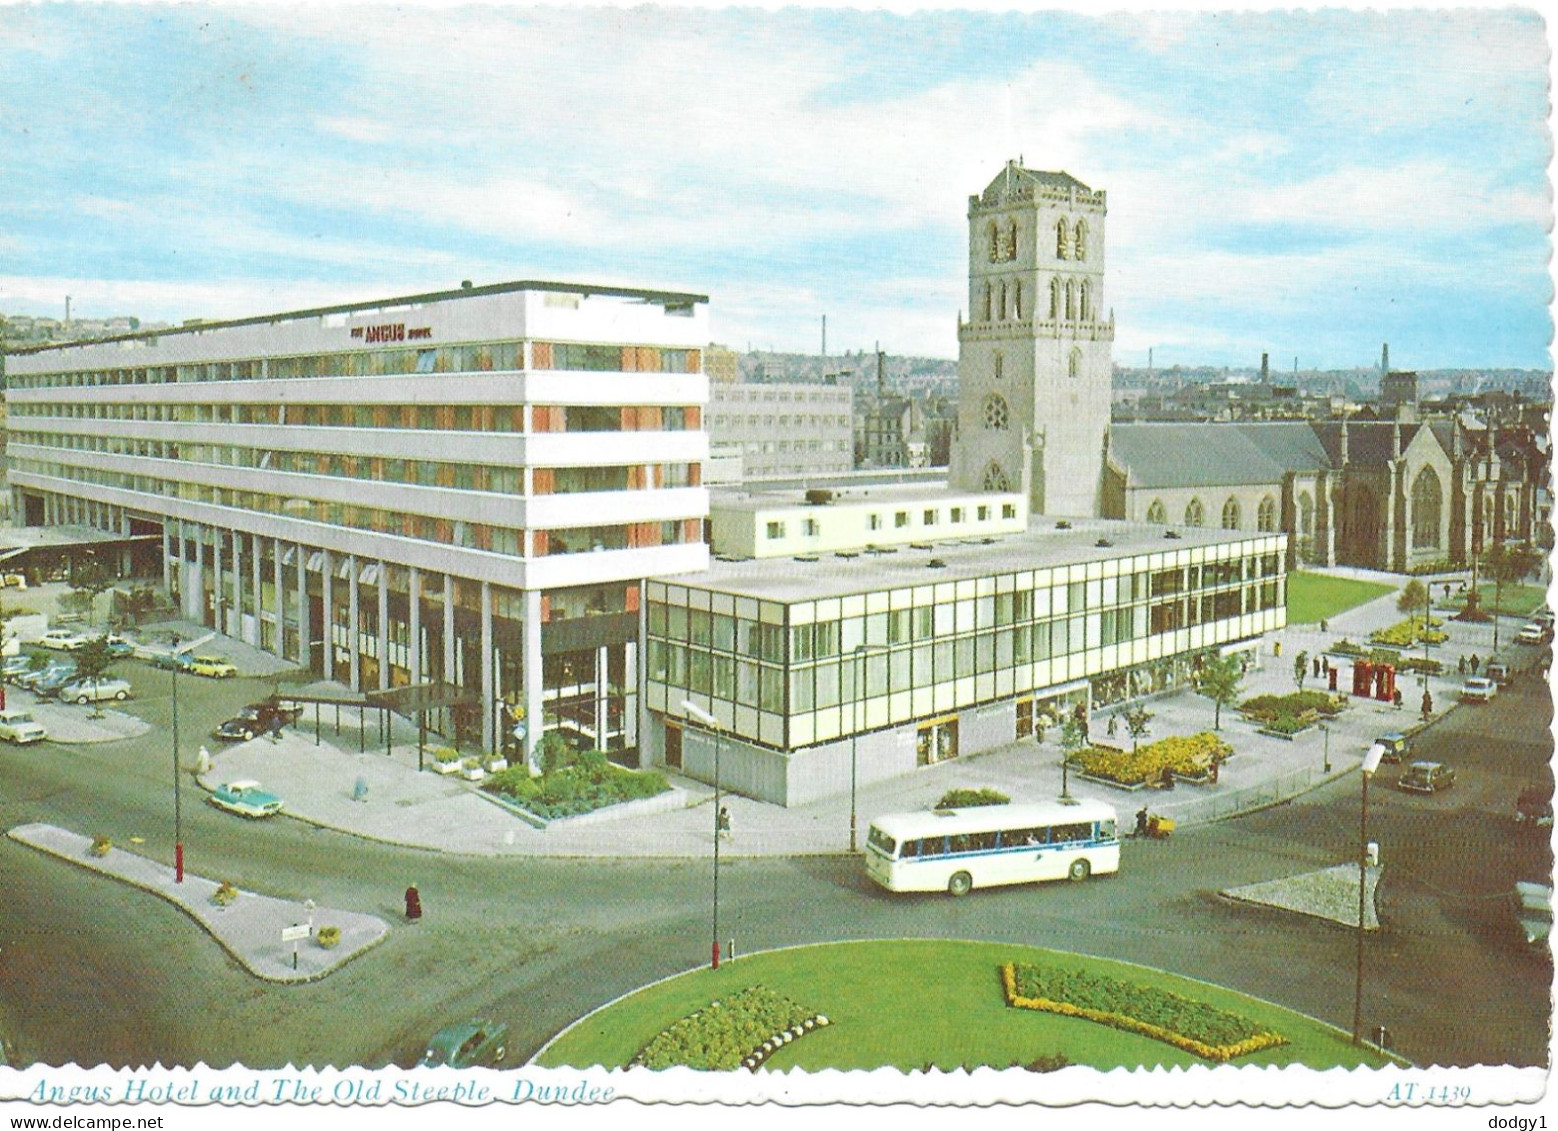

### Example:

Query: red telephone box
xmin=1374 ymin=664 xmax=1396 ymax=702
xmin=1353 ymin=661 xmax=1373 ymax=697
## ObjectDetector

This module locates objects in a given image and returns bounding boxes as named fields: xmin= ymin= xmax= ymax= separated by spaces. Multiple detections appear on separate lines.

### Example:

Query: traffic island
xmin=1220 ymin=863 xmax=1382 ymax=930
xmin=6 ymin=822 xmax=389 ymax=982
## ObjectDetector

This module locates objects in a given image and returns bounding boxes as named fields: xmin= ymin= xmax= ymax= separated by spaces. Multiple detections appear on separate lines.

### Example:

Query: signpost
xmin=282 ymin=922 xmax=312 ymax=970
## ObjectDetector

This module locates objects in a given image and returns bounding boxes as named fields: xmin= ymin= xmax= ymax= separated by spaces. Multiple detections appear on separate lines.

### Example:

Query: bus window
xmin=969 ymin=831 xmax=999 ymax=851
xmin=1052 ymin=822 xmax=1091 ymax=843
xmin=921 ymin=837 xmax=946 ymax=858
xmin=1097 ymin=819 xmax=1116 ymax=840
xmin=1015 ymin=827 xmax=1047 ymax=846
xmin=901 ymin=839 xmax=920 ymax=858
xmin=867 ymin=827 xmax=897 ymax=856
xmin=949 ymin=834 xmax=973 ymax=854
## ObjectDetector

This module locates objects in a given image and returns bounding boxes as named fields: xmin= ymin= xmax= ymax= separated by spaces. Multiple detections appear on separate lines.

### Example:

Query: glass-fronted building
xmin=645 ymin=519 xmax=1285 ymax=805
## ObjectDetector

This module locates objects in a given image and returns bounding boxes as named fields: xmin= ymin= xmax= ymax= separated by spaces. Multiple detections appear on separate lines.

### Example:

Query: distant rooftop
xmin=661 ymin=516 xmax=1278 ymax=603
xmin=709 ymin=481 xmax=1003 ymax=514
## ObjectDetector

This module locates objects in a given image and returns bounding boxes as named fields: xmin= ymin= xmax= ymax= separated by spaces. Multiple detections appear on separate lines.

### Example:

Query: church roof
xmin=1109 ymin=423 xmax=1329 ymax=488
xmin=981 ymin=164 xmax=1093 ymax=200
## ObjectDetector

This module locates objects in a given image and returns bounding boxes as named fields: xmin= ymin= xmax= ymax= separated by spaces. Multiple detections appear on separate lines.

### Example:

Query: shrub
xmin=212 ymin=881 xmax=239 ymax=907
xmin=316 ymin=925 xmax=341 ymax=949
xmin=484 ymin=761 xmax=670 ymax=819
xmin=430 ymin=746 xmax=461 ymax=765
xmin=1015 ymin=1053 xmax=1072 ymax=1073
xmin=1260 ymin=715 xmax=1311 ymax=736
xmin=1002 ymin=963 xmax=1287 ymax=1062
xmin=1239 ymin=691 xmax=1343 ymax=722
xmin=1070 ymin=732 xmax=1232 ymax=787
xmin=632 ymin=985 xmax=820 ymax=1071
xmin=934 ymin=787 xmax=1011 ymax=810
xmin=88 ymin=834 xmax=111 ymax=857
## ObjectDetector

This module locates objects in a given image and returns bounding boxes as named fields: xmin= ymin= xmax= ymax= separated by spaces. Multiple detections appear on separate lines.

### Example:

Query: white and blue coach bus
xmin=865 ymin=799 xmax=1120 ymax=896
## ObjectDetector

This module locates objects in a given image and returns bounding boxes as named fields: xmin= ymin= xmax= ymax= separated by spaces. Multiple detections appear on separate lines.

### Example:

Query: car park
xmin=1514 ymin=882 xmax=1553 ymax=949
xmin=1397 ymin=760 xmax=1456 ymax=794
xmin=1485 ymin=661 xmax=1513 ymax=685
xmin=38 ymin=630 xmax=90 ymax=651
xmin=1 ymin=655 xmax=36 ymax=680
xmin=208 ymin=780 xmax=283 ymax=818
xmin=419 ymin=1020 xmax=509 ymax=1068
xmin=1516 ymin=784 xmax=1554 ymax=828
xmin=0 ymin=710 xmax=47 ymax=744
xmin=1374 ymin=732 xmax=1412 ymax=764
xmin=150 ymin=650 xmax=195 ymax=672
xmin=1460 ymin=676 xmax=1497 ymax=703
xmin=31 ymin=666 xmax=84 ymax=698
xmin=14 ymin=660 xmax=75 ymax=690
xmin=1517 ymin=623 xmax=1547 ymax=644
xmin=58 ymin=677 xmax=132 ymax=704
xmin=188 ymin=655 xmax=237 ymax=678
xmin=213 ymin=700 xmax=305 ymax=742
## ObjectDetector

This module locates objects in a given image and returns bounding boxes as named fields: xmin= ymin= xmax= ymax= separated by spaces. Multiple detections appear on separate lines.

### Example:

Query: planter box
xmin=476 ymin=784 xmax=688 ymax=829
xmin=432 ymin=760 xmax=462 ymax=775
xmin=1257 ymin=726 xmax=1311 ymax=741
xmin=1074 ymin=770 xmax=1152 ymax=792
xmin=461 ymin=765 xmax=486 ymax=782
xmin=485 ymin=759 xmax=509 ymax=773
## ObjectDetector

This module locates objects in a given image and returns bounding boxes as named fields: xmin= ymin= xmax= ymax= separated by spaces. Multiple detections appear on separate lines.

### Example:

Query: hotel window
xmin=895 ymin=511 xmax=909 ymax=528
xmin=766 ymin=521 xmax=785 ymax=540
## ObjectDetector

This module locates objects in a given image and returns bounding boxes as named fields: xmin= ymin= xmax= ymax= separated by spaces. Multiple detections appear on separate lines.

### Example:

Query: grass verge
xmin=535 ymin=938 xmax=1395 ymax=1072
xmin=1287 ymin=572 xmax=1396 ymax=625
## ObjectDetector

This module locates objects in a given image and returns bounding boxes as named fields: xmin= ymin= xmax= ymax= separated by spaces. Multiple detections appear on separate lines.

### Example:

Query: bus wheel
xmin=1068 ymin=859 xmax=1091 ymax=882
xmin=948 ymin=871 xmax=972 ymax=897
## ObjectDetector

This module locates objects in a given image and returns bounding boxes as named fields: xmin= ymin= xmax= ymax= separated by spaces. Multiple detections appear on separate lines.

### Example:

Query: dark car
xmin=1516 ymin=784 xmax=1554 ymax=828
xmin=213 ymin=700 xmax=305 ymax=742
xmin=419 ymin=1019 xmax=509 ymax=1068
xmin=1398 ymin=760 xmax=1456 ymax=794
xmin=1374 ymin=732 xmax=1411 ymax=765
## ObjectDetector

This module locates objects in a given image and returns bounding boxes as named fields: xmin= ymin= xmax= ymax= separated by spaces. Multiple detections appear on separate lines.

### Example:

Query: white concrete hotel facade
xmin=5 ymin=281 xmax=711 ymax=762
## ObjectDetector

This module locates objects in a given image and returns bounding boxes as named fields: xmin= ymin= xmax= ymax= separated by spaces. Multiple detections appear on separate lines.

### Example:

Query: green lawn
xmin=1286 ymin=571 xmax=1396 ymax=625
xmin=1437 ymin=584 xmax=1549 ymax=618
xmin=536 ymin=939 xmax=1395 ymax=1072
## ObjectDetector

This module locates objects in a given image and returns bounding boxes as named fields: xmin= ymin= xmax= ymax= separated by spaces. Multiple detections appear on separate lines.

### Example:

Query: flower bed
xmin=935 ymin=787 xmax=1010 ymax=810
xmin=1070 ymin=732 xmax=1231 ymax=788
xmin=1326 ymin=643 xmax=1440 ymax=675
xmin=631 ymin=985 xmax=829 ymax=1071
xmin=483 ymin=754 xmax=669 ymax=820
xmin=1239 ymin=691 xmax=1344 ymax=723
xmin=1001 ymin=963 xmax=1287 ymax=1062
xmin=1370 ymin=618 xmax=1446 ymax=647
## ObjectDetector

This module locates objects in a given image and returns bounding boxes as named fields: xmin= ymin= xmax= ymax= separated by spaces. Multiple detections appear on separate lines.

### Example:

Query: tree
xmin=1123 ymin=706 xmax=1154 ymax=753
xmin=1397 ymin=579 xmax=1430 ymax=634
xmin=1484 ymin=542 xmax=1544 ymax=649
xmin=72 ymin=636 xmax=117 ymax=717
xmin=66 ymin=558 xmax=114 ymax=628
xmin=1293 ymin=650 xmax=1309 ymax=692
xmin=1193 ymin=655 xmax=1245 ymax=731
xmin=1058 ymin=715 xmax=1087 ymax=801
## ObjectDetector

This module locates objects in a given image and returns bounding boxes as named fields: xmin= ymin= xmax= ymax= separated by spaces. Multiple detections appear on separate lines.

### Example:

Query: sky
xmin=0 ymin=4 xmax=1551 ymax=370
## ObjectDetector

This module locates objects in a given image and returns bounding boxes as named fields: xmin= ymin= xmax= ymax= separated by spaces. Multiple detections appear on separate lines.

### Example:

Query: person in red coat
xmin=405 ymin=884 xmax=422 ymax=922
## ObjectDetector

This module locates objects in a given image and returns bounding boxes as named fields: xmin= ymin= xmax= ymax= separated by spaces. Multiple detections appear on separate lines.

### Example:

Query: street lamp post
xmin=1353 ymin=741 xmax=1386 ymax=1046
xmin=171 ymin=633 xmax=183 ymax=883
xmin=682 ymin=700 xmax=723 ymax=970
xmin=1322 ymin=723 xmax=1332 ymax=774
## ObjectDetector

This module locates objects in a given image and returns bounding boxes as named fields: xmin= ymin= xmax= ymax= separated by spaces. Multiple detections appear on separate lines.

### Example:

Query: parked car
xmin=102 ymin=635 xmax=136 ymax=657
xmin=1398 ymin=760 xmax=1456 ymax=794
xmin=0 ymin=709 xmax=47 ymax=744
xmin=208 ymin=780 xmax=283 ymax=818
xmin=150 ymin=650 xmax=195 ymax=672
xmin=1514 ymin=882 xmax=1553 ymax=949
xmin=14 ymin=660 xmax=75 ymax=690
xmin=213 ymin=700 xmax=305 ymax=742
xmin=1374 ymin=732 xmax=1412 ymax=765
xmin=2 ymin=655 xmax=37 ymax=680
xmin=1460 ymin=677 xmax=1497 ymax=703
xmin=419 ymin=1020 xmax=509 ymax=1068
xmin=58 ymin=677 xmax=132 ymax=704
xmin=38 ymin=630 xmax=90 ymax=651
xmin=1516 ymin=784 xmax=1554 ymax=828
xmin=188 ymin=654 xmax=237 ymax=679
xmin=1486 ymin=661 xmax=1513 ymax=685
xmin=32 ymin=666 xmax=85 ymax=698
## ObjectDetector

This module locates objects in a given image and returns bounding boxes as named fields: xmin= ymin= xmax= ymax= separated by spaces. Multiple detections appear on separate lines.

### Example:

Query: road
xmin=0 ymin=651 xmax=1550 ymax=1069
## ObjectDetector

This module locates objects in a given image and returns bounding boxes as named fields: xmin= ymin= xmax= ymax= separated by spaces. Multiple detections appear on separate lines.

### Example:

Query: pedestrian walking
xmin=404 ymin=884 xmax=422 ymax=922
xmin=1421 ymin=690 xmax=1433 ymax=721
xmin=1134 ymin=806 xmax=1150 ymax=837
xmin=717 ymin=805 xmax=732 ymax=843
xmin=1073 ymin=701 xmax=1090 ymax=742
xmin=1458 ymin=655 xmax=1467 ymax=675
xmin=1312 ymin=657 xmax=1321 ymax=679
xmin=1470 ymin=654 xmax=1480 ymax=674
xmin=1320 ymin=618 xmax=1329 ymax=634
xmin=1392 ymin=688 xmax=1403 ymax=710
xmin=270 ymin=715 xmax=284 ymax=743
xmin=1106 ymin=714 xmax=1118 ymax=738
xmin=1321 ymin=655 xmax=1330 ymax=675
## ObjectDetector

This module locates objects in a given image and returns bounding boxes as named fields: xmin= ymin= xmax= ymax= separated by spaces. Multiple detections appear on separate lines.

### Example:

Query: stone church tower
xmin=950 ymin=162 xmax=1114 ymax=516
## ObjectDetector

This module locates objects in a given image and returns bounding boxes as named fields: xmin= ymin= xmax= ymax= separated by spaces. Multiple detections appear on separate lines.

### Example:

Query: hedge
xmin=483 ymin=758 xmax=669 ymax=819
xmin=1070 ymin=732 xmax=1231 ymax=787
xmin=1002 ymin=963 xmax=1287 ymax=1062
xmin=935 ymin=787 xmax=1011 ymax=810
xmin=1239 ymin=690 xmax=1344 ymax=723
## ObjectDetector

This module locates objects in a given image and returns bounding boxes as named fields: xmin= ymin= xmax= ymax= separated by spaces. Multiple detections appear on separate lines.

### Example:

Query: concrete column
xmin=320 ymin=549 xmax=333 ymax=684
xmin=296 ymin=542 xmax=309 ymax=669
xmin=231 ymin=530 xmax=243 ymax=641
xmin=408 ymin=567 xmax=422 ymax=686
xmin=378 ymin=564 xmax=390 ymax=691
xmin=443 ymin=574 xmax=456 ymax=686
xmin=272 ymin=537 xmax=285 ymax=658
xmin=625 ymin=635 xmax=641 ymax=762
xmin=523 ymin=588 xmax=543 ymax=772
xmin=193 ymin=525 xmax=206 ymax=624
xmin=211 ymin=530 xmax=223 ymax=633
xmin=480 ymin=581 xmax=494 ymax=753
xmin=594 ymin=644 xmax=609 ymax=752
xmin=249 ymin=533 xmax=262 ymax=647
xmin=162 ymin=524 xmax=172 ymax=592
xmin=348 ymin=555 xmax=361 ymax=692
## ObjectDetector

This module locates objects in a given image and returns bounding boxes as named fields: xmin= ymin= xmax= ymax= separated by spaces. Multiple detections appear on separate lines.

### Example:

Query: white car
xmin=58 ymin=677 xmax=132 ymax=704
xmin=38 ymin=630 xmax=90 ymax=651
xmin=0 ymin=709 xmax=47 ymax=743
xmin=1460 ymin=677 xmax=1498 ymax=703
xmin=1517 ymin=622 xmax=1550 ymax=645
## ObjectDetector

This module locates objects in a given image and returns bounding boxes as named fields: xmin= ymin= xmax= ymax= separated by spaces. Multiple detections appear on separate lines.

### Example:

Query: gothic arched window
xmin=983 ymin=394 xmax=1010 ymax=431
xmin=1257 ymin=495 xmax=1278 ymax=532
xmin=1056 ymin=219 xmax=1069 ymax=260
xmin=1073 ymin=220 xmax=1088 ymax=262
xmin=1069 ymin=348 xmax=1082 ymax=380
xmin=1146 ymin=499 xmax=1167 ymax=524
xmin=982 ymin=461 xmax=1012 ymax=492
xmin=998 ymin=282 xmax=1008 ymax=320
xmin=1065 ymin=280 xmax=1076 ymax=320
xmin=1049 ymin=278 xmax=1061 ymax=320
xmin=1411 ymin=467 xmax=1442 ymax=548
xmin=1079 ymin=281 xmax=1091 ymax=321
xmin=1185 ymin=498 xmax=1205 ymax=527
xmin=1013 ymin=280 xmax=1023 ymax=320
xmin=989 ymin=223 xmax=1000 ymax=263
xmin=1222 ymin=497 xmax=1241 ymax=530
xmin=1007 ymin=220 xmax=1019 ymax=261
xmin=1297 ymin=491 xmax=1315 ymax=537
xmin=982 ymin=283 xmax=992 ymax=322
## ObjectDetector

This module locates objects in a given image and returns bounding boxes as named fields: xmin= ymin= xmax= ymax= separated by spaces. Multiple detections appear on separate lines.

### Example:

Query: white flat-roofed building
xmin=6 ymin=280 xmax=711 ymax=762
xmin=707 ymin=381 xmax=854 ymax=479
xmin=645 ymin=517 xmax=1286 ymax=806
xmin=709 ymin=483 xmax=1028 ymax=559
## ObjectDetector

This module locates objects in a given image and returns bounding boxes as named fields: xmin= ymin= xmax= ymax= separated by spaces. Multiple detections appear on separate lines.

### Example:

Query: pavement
xmin=7 ymin=565 xmax=1548 ymax=983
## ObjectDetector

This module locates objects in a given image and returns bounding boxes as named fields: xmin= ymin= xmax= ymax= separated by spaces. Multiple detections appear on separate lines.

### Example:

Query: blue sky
xmin=0 ymin=5 xmax=1550 ymax=369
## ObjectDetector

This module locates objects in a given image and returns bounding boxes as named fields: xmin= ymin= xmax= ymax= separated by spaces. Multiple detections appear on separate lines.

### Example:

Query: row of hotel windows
xmin=742 ymin=440 xmax=850 ymax=456
xmin=8 ymin=341 xmax=702 ymax=391
xmin=712 ymin=389 xmax=851 ymax=404
xmin=646 ymin=587 xmax=1280 ymax=712
xmin=16 ymin=435 xmax=701 ymax=494
xmin=765 ymin=501 xmax=1019 ymax=539
xmin=10 ymin=402 xmax=701 ymax=433
xmin=16 ymin=464 xmax=702 ymax=557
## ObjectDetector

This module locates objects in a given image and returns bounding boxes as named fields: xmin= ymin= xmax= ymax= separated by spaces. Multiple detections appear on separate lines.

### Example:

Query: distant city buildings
xmin=707 ymin=381 xmax=853 ymax=479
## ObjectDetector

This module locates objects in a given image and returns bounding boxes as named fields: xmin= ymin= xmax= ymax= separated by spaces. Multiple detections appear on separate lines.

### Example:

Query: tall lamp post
xmin=682 ymin=700 xmax=723 ymax=970
xmin=1353 ymin=741 xmax=1386 ymax=1045
xmin=171 ymin=633 xmax=184 ymax=883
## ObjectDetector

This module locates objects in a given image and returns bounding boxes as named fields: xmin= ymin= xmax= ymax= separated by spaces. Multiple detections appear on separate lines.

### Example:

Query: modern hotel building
xmin=5 ymin=281 xmax=711 ymax=759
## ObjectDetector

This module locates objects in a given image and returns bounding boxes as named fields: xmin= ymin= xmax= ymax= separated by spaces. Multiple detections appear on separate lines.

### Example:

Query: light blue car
xmin=209 ymin=780 xmax=284 ymax=818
